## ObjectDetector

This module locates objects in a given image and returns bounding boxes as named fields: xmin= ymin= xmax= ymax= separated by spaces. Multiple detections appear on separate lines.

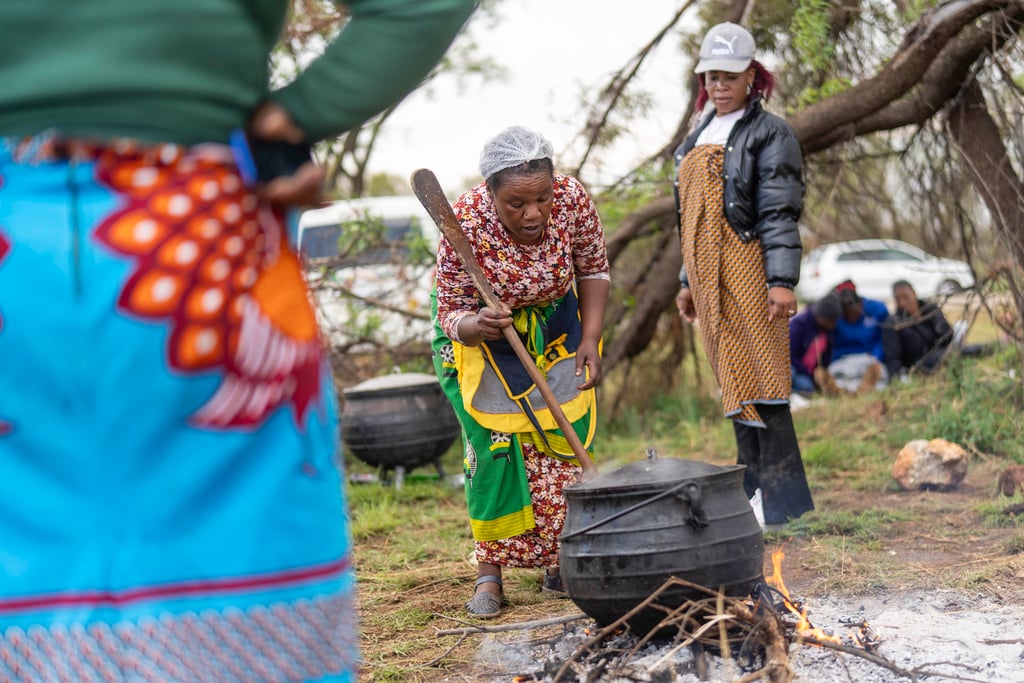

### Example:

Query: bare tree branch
xmin=605 ymin=196 xmax=676 ymax=263
xmin=603 ymin=229 xmax=682 ymax=371
xmin=571 ymin=0 xmax=697 ymax=177
xmin=791 ymin=0 xmax=1024 ymax=150
xmin=800 ymin=5 xmax=1024 ymax=153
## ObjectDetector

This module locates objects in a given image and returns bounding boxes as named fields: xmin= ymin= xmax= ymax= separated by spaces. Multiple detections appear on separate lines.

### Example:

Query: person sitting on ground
xmin=789 ymin=293 xmax=840 ymax=394
xmin=883 ymin=280 xmax=953 ymax=377
xmin=824 ymin=281 xmax=889 ymax=394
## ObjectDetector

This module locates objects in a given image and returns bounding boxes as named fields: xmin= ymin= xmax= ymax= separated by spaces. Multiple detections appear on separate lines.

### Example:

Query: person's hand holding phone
xmin=248 ymin=102 xmax=325 ymax=207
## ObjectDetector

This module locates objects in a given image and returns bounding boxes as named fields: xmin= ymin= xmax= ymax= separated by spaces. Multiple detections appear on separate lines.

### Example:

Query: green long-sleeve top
xmin=0 ymin=0 xmax=474 ymax=145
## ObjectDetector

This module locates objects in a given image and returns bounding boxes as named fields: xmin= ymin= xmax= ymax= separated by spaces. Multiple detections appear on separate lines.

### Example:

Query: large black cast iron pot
xmin=560 ymin=452 xmax=764 ymax=635
xmin=341 ymin=373 xmax=460 ymax=483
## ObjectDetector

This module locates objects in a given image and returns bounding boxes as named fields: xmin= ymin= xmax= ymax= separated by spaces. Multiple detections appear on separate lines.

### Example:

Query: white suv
xmin=298 ymin=196 xmax=439 ymax=349
xmin=796 ymin=239 xmax=974 ymax=302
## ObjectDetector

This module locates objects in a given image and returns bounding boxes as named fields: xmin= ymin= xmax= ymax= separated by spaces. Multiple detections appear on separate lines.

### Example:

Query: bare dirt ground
xmin=357 ymin=457 xmax=1024 ymax=682
xmin=350 ymin=295 xmax=1022 ymax=681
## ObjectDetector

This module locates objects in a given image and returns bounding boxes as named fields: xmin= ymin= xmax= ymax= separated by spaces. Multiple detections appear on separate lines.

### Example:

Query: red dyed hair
xmin=694 ymin=59 xmax=776 ymax=112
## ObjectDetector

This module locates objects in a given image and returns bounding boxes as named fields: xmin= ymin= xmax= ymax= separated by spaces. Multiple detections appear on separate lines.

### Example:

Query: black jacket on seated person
xmin=883 ymin=301 xmax=953 ymax=376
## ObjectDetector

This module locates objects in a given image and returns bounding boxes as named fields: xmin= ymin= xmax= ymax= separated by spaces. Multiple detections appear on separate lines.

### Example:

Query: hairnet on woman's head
xmin=479 ymin=126 xmax=554 ymax=180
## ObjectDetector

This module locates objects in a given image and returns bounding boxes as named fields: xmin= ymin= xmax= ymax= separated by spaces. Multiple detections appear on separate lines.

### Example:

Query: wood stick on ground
xmin=693 ymin=642 xmax=710 ymax=682
xmin=911 ymin=660 xmax=987 ymax=683
xmin=434 ymin=612 xmax=588 ymax=636
xmin=717 ymin=590 xmax=732 ymax=659
xmin=980 ymin=637 xmax=1024 ymax=645
xmin=424 ymin=633 xmax=469 ymax=668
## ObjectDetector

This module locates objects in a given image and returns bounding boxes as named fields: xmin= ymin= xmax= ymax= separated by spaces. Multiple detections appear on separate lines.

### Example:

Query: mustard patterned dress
xmin=678 ymin=144 xmax=791 ymax=426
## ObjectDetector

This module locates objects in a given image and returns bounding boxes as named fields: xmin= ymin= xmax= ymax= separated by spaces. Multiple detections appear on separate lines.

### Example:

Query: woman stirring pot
xmin=432 ymin=126 xmax=610 ymax=618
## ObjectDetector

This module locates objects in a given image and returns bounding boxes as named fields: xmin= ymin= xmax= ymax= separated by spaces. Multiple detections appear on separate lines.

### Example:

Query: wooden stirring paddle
xmin=411 ymin=168 xmax=598 ymax=480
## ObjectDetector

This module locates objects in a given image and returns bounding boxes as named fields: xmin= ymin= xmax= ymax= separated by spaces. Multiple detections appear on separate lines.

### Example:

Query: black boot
xmin=732 ymin=404 xmax=814 ymax=525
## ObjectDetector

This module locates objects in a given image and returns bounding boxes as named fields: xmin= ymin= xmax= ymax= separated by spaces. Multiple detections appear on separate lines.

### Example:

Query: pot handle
xmin=560 ymin=479 xmax=708 ymax=541
xmin=675 ymin=481 xmax=708 ymax=529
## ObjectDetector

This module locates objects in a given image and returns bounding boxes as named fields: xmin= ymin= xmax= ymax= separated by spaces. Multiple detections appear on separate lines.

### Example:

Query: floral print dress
xmin=435 ymin=174 xmax=609 ymax=568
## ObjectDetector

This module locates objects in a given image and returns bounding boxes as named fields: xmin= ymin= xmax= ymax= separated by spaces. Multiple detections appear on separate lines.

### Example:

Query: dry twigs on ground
xmin=427 ymin=576 xmax=1010 ymax=682
xmin=550 ymin=578 xmax=792 ymax=683
xmin=433 ymin=612 xmax=589 ymax=637
xmin=545 ymin=577 xmax=989 ymax=683
xmin=801 ymin=636 xmax=989 ymax=683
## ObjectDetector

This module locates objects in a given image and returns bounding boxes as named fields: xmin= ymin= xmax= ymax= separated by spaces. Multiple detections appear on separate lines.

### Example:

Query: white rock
xmin=892 ymin=438 xmax=968 ymax=491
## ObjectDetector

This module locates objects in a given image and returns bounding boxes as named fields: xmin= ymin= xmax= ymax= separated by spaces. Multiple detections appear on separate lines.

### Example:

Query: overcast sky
xmin=368 ymin=0 xmax=701 ymax=194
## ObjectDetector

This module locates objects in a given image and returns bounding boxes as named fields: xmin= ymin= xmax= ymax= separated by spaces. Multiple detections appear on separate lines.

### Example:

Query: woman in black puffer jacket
xmin=674 ymin=22 xmax=813 ymax=528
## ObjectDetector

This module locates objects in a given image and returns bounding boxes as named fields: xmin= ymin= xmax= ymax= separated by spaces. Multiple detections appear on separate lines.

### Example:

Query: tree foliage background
xmin=279 ymin=0 xmax=1024 ymax=404
xmin=565 ymin=0 xmax=1024 ymax=410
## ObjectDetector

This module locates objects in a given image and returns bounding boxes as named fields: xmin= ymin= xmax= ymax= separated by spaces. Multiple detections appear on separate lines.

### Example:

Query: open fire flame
xmin=765 ymin=547 xmax=842 ymax=644
xmin=764 ymin=547 xmax=881 ymax=650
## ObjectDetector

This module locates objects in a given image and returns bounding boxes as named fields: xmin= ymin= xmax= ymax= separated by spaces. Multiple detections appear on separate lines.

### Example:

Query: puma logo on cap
xmin=711 ymin=35 xmax=739 ymax=55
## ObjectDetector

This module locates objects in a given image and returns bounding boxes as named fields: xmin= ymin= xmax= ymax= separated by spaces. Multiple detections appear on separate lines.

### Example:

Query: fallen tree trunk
xmin=789 ymin=0 xmax=1023 ymax=149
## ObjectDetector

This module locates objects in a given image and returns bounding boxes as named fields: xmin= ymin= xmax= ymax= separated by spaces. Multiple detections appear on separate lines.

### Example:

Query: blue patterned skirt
xmin=0 ymin=139 xmax=357 ymax=682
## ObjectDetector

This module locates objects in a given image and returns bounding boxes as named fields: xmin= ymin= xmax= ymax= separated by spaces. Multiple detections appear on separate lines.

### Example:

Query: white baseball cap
xmin=695 ymin=22 xmax=756 ymax=74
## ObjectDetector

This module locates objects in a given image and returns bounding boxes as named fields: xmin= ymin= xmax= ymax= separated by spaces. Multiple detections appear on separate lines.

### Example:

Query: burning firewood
xmin=764 ymin=547 xmax=841 ymax=645
xmin=548 ymin=553 xmax=915 ymax=682
xmin=844 ymin=618 xmax=880 ymax=652
xmin=433 ymin=552 xmax=990 ymax=682
xmin=545 ymin=577 xmax=792 ymax=683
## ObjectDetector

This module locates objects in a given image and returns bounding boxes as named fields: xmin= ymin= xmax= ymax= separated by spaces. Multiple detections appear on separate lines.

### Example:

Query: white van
xmin=297 ymin=196 xmax=439 ymax=349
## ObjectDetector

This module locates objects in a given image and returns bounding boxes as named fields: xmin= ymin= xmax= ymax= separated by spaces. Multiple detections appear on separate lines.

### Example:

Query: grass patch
xmin=918 ymin=353 xmax=1024 ymax=456
xmin=784 ymin=536 xmax=906 ymax=593
xmin=782 ymin=508 xmax=910 ymax=540
xmin=1004 ymin=531 xmax=1024 ymax=555
xmin=363 ymin=664 xmax=417 ymax=682
xmin=351 ymin=346 xmax=1024 ymax=680
xmin=349 ymin=479 xmax=466 ymax=541
xmin=362 ymin=605 xmax=434 ymax=631
xmin=977 ymin=498 xmax=1024 ymax=528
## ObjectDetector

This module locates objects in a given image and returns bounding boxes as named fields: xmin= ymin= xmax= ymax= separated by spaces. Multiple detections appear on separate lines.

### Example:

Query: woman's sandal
xmin=466 ymin=574 xmax=503 ymax=618
xmin=541 ymin=571 xmax=568 ymax=598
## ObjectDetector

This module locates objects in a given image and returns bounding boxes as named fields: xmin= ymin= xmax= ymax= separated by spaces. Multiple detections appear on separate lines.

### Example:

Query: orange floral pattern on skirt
xmin=90 ymin=144 xmax=323 ymax=429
